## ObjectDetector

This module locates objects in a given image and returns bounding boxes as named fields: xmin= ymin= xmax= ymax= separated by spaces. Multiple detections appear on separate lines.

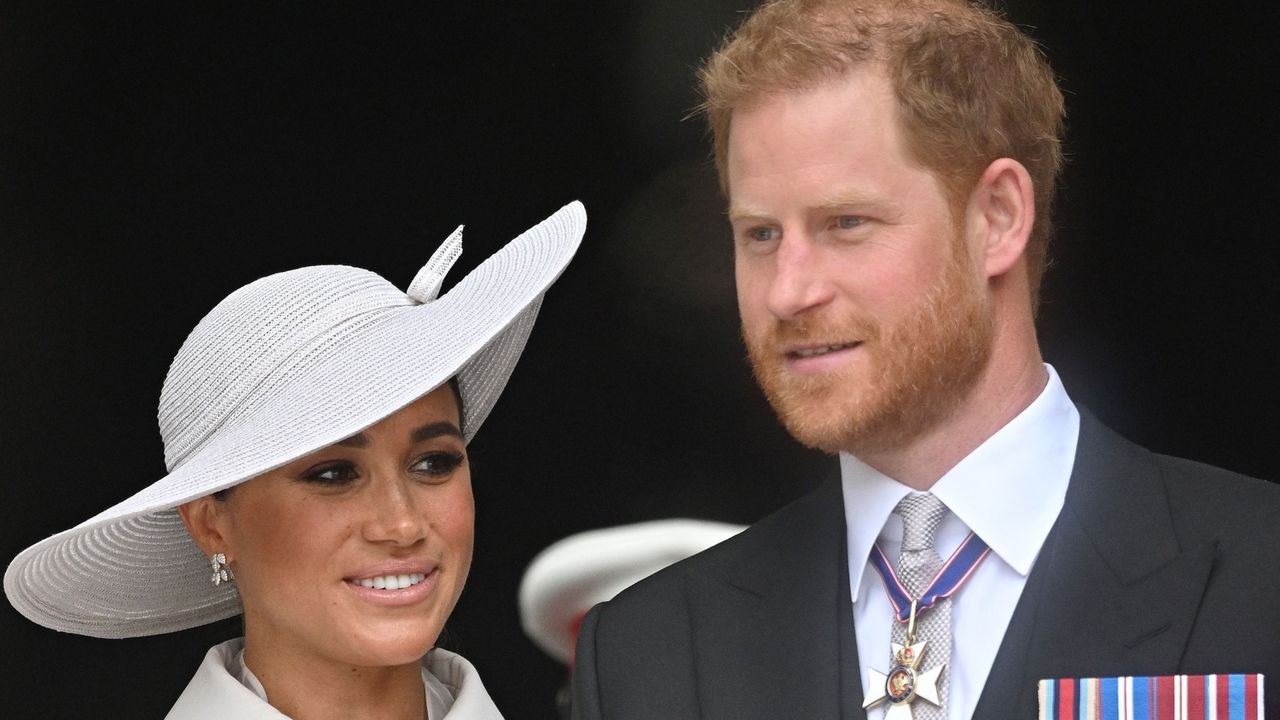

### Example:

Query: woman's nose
xmin=360 ymin=474 xmax=427 ymax=547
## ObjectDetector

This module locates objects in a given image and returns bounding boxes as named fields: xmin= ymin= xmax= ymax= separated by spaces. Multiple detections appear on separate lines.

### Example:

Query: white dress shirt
xmin=844 ymin=364 xmax=1079 ymax=720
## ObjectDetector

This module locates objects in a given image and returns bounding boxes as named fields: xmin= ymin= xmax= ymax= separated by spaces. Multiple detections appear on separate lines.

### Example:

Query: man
xmin=572 ymin=1 xmax=1280 ymax=719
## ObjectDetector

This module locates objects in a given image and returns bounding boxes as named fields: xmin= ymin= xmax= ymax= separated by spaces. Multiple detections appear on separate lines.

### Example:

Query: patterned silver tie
xmin=890 ymin=493 xmax=950 ymax=720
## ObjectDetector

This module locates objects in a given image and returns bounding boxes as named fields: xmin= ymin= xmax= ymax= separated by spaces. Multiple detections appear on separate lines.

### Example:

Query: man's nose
xmin=765 ymin=233 xmax=834 ymax=319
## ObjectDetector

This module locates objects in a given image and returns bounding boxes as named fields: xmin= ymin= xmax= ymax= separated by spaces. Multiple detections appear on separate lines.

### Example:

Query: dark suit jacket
xmin=572 ymin=412 xmax=1280 ymax=719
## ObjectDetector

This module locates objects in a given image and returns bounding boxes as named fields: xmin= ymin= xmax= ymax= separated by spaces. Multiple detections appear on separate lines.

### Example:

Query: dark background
xmin=1 ymin=1 xmax=1276 ymax=717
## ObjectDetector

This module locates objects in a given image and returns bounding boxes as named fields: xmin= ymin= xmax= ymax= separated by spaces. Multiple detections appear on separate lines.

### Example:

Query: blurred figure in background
xmin=520 ymin=520 xmax=744 ymax=719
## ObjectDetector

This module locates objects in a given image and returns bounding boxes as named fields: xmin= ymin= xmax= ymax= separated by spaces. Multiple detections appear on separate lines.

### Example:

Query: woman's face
xmin=208 ymin=386 xmax=473 ymax=669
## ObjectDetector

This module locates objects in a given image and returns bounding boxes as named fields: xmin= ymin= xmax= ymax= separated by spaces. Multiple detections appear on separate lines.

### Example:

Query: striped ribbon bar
xmin=1038 ymin=674 xmax=1265 ymax=720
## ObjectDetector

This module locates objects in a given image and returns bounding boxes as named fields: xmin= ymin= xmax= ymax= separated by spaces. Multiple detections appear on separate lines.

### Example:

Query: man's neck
xmin=856 ymin=350 xmax=1049 ymax=490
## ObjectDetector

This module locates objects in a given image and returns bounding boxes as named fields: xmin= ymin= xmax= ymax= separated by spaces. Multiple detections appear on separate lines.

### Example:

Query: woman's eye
xmin=302 ymin=461 xmax=359 ymax=485
xmin=836 ymin=215 xmax=865 ymax=229
xmin=411 ymin=451 xmax=465 ymax=478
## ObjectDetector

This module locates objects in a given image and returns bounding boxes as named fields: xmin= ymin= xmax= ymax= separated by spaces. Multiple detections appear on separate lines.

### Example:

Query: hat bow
xmin=407 ymin=225 xmax=464 ymax=303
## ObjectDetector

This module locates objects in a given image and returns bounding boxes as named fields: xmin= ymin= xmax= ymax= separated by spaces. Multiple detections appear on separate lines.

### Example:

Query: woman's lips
xmin=344 ymin=567 xmax=439 ymax=606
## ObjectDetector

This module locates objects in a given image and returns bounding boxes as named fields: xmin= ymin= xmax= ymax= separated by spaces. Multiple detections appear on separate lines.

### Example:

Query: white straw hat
xmin=518 ymin=519 xmax=745 ymax=664
xmin=5 ymin=200 xmax=586 ymax=639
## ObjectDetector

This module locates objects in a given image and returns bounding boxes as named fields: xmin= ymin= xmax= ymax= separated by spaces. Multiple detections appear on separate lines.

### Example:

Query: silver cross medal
xmin=862 ymin=600 xmax=944 ymax=720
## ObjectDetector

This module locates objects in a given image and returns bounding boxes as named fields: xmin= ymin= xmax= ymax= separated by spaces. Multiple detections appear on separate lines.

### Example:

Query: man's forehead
xmin=725 ymin=70 xmax=900 ymax=155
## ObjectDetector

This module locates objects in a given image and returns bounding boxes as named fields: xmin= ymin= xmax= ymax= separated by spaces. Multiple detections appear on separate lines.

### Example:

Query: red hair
xmin=699 ymin=0 xmax=1065 ymax=306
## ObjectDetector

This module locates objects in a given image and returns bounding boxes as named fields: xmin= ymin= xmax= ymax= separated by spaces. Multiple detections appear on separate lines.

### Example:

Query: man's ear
xmin=968 ymin=157 xmax=1035 ymax=279
xmin=177 ymin=496 xmax=233 ymax=560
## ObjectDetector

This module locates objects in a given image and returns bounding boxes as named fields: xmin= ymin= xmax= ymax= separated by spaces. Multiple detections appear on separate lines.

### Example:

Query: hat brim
xmin=5 ymin=201 xmax=585 ymax=638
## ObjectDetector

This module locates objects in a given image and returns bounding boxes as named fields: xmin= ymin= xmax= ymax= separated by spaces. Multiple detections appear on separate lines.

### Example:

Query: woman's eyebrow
xmin=335 ymin=433 xmax=370 ymax=448
xmin=411 ymin=421 xmax=464 ymax=443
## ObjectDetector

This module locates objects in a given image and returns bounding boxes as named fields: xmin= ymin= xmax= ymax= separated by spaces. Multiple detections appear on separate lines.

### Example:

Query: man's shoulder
xmin=1082 ymin=413 xmax=1280 ymax=575
xmin=1149 ymin=448 xmax=1280 ymax=544
xmin=572 ymin=476 xmax=849 ymax=718
xmin=1135 ymin=446 xmax=1280 ymax=657
xmin=595 ymin=475 xmax=841 ymax=623
xmin=1086 ymin=409 xmax=1275 ymax=515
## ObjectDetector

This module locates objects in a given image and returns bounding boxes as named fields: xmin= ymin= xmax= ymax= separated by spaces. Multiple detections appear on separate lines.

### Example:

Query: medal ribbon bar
xmin=1038 ymin=674 xmax=1265 ymax=720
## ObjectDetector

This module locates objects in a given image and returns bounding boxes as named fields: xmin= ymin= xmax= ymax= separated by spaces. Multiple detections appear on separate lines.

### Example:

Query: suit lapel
xmin=974 ymin=411 xmax=1217 ymax=719
xmin=678 ymin=412 xmax=1216 ymax=719
xmin=685 ymin=476 xmax=866 ymax=720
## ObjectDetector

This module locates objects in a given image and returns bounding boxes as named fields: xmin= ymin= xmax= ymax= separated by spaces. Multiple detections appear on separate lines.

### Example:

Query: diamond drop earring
xmin=210 ymin=552 xmax=234 ymax=586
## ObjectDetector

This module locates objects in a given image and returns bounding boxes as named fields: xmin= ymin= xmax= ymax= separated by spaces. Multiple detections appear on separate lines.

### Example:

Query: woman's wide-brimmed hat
xmin=4 ymin=201 xmax=586 ymax=638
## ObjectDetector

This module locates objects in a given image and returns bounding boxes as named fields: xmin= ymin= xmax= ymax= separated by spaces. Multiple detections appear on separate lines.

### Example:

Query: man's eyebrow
xmin=814 ymin=189 xmax=885 ymax=210
xmin=727 ymin=202 xmax=771 ymax=221
xmin=728 ymin=192 xmax=893 ymax=221
xmin=411 ymin=421 xmax=464 ymax=443
xmin=335 ymin=433 xmax=370 ymax=448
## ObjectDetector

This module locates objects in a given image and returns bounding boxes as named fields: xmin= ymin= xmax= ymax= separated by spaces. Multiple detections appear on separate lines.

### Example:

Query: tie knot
xmin=896 ymin=493 xmax=946 ymax=551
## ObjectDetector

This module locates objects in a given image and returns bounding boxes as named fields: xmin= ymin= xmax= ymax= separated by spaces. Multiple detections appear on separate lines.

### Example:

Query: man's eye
xmin=302 ymin=461 xmax=359 ymax=485
xmin=836 ymin=215 xmax=865 ymax=229
xmin=748 ymin=226 xmax=779 ymax=242
xmin=412 ymin=451 xmax=466 ymax=477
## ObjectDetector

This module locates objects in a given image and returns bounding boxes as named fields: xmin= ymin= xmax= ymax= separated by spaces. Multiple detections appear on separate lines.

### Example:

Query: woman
xmin=4 ymin=201 xmax=586 ymax=718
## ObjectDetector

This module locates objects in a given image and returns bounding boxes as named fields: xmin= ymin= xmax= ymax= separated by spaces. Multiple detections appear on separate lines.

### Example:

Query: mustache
xmin=750 ymin=316 xmax=882 ymax=349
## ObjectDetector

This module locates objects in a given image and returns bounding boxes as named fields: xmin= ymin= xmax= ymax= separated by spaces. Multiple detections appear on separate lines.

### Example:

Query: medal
xmin=863 ymin=600 xmax=944 ymax=719
xmin=862 ymin=533 xmax=993 ymax=719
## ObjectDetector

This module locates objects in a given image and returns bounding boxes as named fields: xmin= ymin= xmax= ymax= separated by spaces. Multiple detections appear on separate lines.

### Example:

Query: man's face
xmin=727 ymin=67 xmax=993 ymax=457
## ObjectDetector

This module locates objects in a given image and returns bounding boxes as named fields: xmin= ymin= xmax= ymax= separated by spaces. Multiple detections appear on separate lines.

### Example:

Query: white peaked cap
xmin=519 ymin=519 xmax=745 ymax=664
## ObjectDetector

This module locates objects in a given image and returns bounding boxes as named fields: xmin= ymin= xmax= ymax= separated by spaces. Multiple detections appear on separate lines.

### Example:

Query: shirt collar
xmin=842 ymin=364 xmax=1079 ymax=601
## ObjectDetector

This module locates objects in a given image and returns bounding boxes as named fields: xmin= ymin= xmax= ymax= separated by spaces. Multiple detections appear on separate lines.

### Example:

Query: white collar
xmin=167 ymin=638 xmax=504 ymax=719
xmin=233 ymin=646 xmax=456 ymax=717
xmin=841 ymin=364 xmax=1079 ymax=601
xmin=237 ymin=647 xmax=503 ymax=718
